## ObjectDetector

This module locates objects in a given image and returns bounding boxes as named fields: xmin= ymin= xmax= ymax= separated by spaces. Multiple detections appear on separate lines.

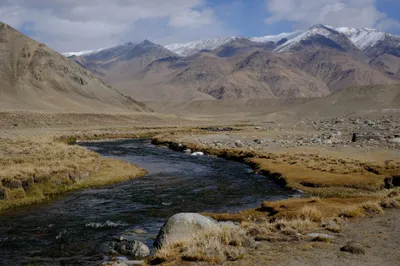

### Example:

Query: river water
xmin=0 ymin=139 xmax=295 ymax=265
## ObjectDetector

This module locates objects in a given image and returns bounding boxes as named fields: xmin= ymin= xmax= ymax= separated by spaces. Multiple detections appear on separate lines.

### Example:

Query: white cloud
xmin=0 ymin=0 xmax=230 ymax=52
xmin=376 ymin=17 xmax=400 ymax=31
xmin=264 ymin=0 xmax=399 ymax=31
xmin=169 ymin=8 xmax=215 ymax=28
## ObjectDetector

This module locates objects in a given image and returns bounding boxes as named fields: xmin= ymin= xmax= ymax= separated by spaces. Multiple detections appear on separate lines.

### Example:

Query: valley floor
xmin=0 ymin=110 xmax=399 ymax=265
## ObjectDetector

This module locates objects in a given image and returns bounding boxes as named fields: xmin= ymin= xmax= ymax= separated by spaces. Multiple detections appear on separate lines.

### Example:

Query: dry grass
xmin=261 ymin=196 xmax=380 ymax=220
xmin=298 ymin=205 xmax=323 ymax=222
xmin=248 ymin=157 xmax=386 ymax=197
xmin=0 ymin=136 xmax=146 ymax=211
xmin=339 ymin=200 xmax=386 ymax=218
xmin=361 ymin=201 xmax=385 ymax=214
xmin=339 ymin=206 xmax=365 ymax=218
xmin=151 ymin=226 xmax=252 ymax=265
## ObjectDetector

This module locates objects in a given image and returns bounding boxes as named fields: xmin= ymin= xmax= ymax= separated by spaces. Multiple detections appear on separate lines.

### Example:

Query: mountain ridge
xmin=64 ymin=24 xmax=400 ymax=58
xmin=66 ymin=24 xmax=400 ymax=102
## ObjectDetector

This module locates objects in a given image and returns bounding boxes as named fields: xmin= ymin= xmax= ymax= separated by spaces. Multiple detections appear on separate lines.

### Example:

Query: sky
xmin=0 ymin=0 xmax=399 ymax=52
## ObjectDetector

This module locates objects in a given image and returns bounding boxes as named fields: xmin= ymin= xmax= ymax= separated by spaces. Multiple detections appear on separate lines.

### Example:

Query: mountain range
xmin=66 ymin=24 xmax=400 ymax=101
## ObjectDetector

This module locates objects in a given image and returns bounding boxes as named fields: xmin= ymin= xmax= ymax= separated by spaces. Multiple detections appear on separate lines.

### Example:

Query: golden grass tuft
xmin=339 ymin=206 xmax=365 ymax=218
xmin=380 ymin=197 xmax=400 ymax=208
xmin=298 ymin=205 xmax=323 ymax=222
xmin=361 ymin=201 xmax=384 ymax=214
xmin=152 ymin=227 xmax=251 ymax=265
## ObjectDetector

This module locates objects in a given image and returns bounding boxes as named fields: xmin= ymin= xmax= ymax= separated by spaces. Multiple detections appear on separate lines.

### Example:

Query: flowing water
xmin=0 ymin=139 xmax=295 ymax=265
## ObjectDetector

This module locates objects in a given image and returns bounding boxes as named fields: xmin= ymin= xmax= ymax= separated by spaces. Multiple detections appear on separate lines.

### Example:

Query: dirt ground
xmin=220 ymin=209 xmax=400 ymax=266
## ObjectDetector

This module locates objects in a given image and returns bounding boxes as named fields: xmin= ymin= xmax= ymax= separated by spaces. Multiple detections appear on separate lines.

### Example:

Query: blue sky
xmin=211 ymin=0 xmax=400 ymax=36
xmin=0 ymin=0 xmax=399 ymax=52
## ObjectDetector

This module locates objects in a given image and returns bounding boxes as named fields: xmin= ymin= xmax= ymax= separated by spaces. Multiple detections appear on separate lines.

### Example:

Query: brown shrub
xmin=361 ymin=201 xmax=384 ymax=215
xmin=1 ymin=178 xmax=22 ymax=189
xmin=0 ymin=187 xmax=9 ymax=200
xmin=339 ymin=206 xmax=365 ymax=218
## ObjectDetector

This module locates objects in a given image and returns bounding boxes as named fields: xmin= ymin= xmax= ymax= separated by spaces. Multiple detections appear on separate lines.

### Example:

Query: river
xmin=0 ymin=139 xmax=295 ymax=265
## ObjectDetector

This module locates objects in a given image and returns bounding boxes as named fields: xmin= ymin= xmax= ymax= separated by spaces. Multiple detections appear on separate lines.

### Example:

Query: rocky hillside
xmin=0 ymin=22 xmax=149 ymax=112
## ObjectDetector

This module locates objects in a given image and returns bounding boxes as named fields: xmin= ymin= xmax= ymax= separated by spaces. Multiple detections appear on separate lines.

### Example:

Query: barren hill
xmin=0 ymin=22 xmax=148 ymax=113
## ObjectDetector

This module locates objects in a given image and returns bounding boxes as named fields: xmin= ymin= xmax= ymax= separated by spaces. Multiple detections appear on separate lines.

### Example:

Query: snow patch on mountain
xmin=165 ymin=37 xmax=238 ymax=56
xmin=274 ymin=25 xmax=337 ymax=52
xmin=250 ymin=31 xmax=303 ymax=43
xmin=327 ymin=26 xmax=386 ymax=50
xmin=63 ymin=48 xmax=107 ymax=57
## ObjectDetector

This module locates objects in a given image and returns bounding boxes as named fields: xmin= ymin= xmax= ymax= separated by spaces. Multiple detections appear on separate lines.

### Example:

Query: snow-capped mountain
xmin=63 ymin=47 xmax=108 ymax=57
xmin=331 ymin=27 xmax=387 ymax=50
xmin=273 ymin=24 xmax=358 ymax=52
xmin=165 ymin=37 xmax=238 ymax=57
xmin=64 ymin=24 xmax=400 ymax=59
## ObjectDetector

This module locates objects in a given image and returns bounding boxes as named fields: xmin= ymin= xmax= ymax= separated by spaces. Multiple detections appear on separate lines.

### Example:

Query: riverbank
xmin=0 ymin=126 xmax=245 ymax=212
xmin=0 ymin=136 xmax=147 ymax=212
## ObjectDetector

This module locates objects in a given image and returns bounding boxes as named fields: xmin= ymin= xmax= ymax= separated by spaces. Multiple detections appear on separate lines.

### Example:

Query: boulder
xmin=154 ymin=213 xmax=220 ymax=248
xmin=110 ymin=236 xmax=150 ymax=259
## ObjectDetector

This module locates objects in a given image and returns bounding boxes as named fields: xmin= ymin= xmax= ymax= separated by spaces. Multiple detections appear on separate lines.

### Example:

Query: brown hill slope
xmin=128 ymin=44 xmax=331 ymax=100
xmin=0 ymin=22 xmax=148 ymax=113
xmin=273 ymin=84 xmax=400 ymax=119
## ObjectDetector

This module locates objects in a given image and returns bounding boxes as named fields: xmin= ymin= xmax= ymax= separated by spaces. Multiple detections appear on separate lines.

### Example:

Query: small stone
xmin=132 ymin=229 xmax=147 ymax=235
xmin=110 ymin=238 xmax=150 ymax=259
xmin=191 ymin=151 xmax=204 ymax=156
xmin=254 ymin=139 xmax=264 ymax=144
xmin=235 ymin=140 xmax=243 ymax=148
xmin=307 ymin=233 xmax=335 ymax=242
xmin=184 ymin=149 xmax=192 ymax=154
xmin=340 ymin=241 xmax=366 ymax=254
xmin=389 ymin=138 xmax=400 ymax=144
xmin=125 ymin=261 xmax=145 ymax=266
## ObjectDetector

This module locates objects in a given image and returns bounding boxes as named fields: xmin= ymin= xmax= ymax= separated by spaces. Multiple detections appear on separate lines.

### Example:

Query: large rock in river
xmin=154 ymin=213 xmax=220 ymax=248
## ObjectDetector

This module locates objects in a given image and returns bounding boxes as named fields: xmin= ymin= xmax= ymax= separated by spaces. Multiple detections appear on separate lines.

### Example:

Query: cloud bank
xmin=265 ymin=0 xmax=400 ymax=31
xmin=0 ymin=0 xmax=230 ymax=52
